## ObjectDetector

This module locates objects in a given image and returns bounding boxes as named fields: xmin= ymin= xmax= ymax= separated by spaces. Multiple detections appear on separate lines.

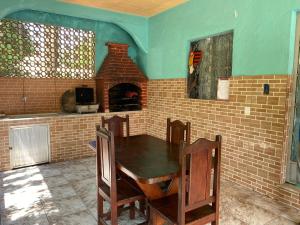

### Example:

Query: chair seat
xmin=149 ymin=194 xmax=215 ymax=225
xmin=99 ymin=179 xmax=144 ymax=206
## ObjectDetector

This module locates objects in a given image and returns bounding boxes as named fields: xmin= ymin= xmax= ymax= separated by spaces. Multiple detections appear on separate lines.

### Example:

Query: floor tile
xmin=43 ymin=197 xmax=87 ymax=218
xmin=40 ymin=184 xmax=77 ymax=200
xmin=42 ymin=176 xmax=69 ymax=188
xmin=47 ymin=210 xmax=97 ymax=225
xmin=264 ymin=216 xmax=298 ymax=225
xmin=1 ymin=157 xmax=299 ymax=225
xmin=72 ymin=177 xmax=96 ymax=208
xmin=62 ymin=169 xmax=94 ymax=182
xmin=76 ymin=157 xmax=96 ymax=167
xmin=220 ymin=213 xmax=247 ymax=225
xmin=1 ymin=202 xmax=48 ymax=225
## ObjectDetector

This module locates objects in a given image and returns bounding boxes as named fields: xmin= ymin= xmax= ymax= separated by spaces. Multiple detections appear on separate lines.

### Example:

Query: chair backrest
xmin=102 ymin=115 xmax=129 ymax=137
xmin=96 ymin=126 xmax=117 ymax=200
xmin=177 ymin=135 xmax=222 ymax=225
xmin=166 ymin=118 xmax=191 ymax=145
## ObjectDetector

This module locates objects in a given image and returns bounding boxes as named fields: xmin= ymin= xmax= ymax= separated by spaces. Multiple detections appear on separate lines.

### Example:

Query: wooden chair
xmin=101 ymin=114 xmax=146 ymax=214
xmin=166 ymin=118 xmax=191 ymax=145
xmin=96 ymin=126 xmax=145 ymax=225
xmin=149 ymin=135 xmax=222 ymax=225
xmin=102 ymin=115 xmax=129 ymax=137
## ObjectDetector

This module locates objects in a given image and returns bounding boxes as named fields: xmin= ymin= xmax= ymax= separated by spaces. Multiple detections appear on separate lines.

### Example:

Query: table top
xmin=89 ymin=134 xmax=180 ymax=184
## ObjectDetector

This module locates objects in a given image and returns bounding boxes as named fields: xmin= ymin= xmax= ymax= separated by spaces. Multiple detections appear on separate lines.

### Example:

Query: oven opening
xmin=109 ymin=83 xmax=142 ymax=112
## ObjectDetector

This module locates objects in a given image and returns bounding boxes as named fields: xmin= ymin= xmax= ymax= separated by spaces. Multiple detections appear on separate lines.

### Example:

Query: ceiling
xmin=61 ymin=0 xmax=188 ymax=17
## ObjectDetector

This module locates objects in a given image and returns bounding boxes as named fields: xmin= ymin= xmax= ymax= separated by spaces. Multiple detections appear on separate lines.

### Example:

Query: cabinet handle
xmin=9 ymin=146 xmax=13 ymax=151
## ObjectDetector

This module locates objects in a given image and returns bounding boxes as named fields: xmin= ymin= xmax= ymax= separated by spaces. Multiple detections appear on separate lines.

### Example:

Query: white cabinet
xmin=9 ymin=125 xmax=50 ymax=168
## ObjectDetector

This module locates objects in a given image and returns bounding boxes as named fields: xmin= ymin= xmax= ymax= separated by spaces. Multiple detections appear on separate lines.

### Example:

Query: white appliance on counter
xmin=9 ymin=124 xmax=50 ymax=168
xmin=76 ymin=104 xmax=99 ymax=114
xmin=75 ymin=87 xmax=99 ymax=113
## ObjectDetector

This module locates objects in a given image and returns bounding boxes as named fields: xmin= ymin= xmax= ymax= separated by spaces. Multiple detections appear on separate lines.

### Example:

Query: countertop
xmin=0 ymin=112 xmax=101 ymax=121
xmin=0 ymin=110 xmax=144 ymax=122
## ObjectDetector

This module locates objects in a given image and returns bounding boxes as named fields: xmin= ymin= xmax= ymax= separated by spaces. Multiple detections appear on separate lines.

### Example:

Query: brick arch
xmin=108 ymin=81 xmax=142 ymax=90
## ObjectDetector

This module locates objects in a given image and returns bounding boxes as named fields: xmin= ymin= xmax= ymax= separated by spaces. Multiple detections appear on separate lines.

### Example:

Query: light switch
xmin=234 ymin=10 xmax=239 ymax=18
xmin=244 ymin=107 xmax=251 ymax=116
xmin=263 ymin=84 xmax=270 ymax=95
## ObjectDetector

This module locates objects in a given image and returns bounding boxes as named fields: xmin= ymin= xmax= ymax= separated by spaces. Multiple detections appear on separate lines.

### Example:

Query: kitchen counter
xmin=0 ymin=112 xmax=108 ymax=121
xmin=0 ymin=110 xmax=147 ymax=172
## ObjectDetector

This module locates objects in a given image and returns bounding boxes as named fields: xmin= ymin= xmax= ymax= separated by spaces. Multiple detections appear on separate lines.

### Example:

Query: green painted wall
xmin=2 ymin=0 xmax=300 ymax=79
xmin=0 ymin=0 xmax=148 ymax=53
xmin=6 ymin=10 xmax=142 ymax=73
xmin=147 ymin=0 xmax=300 ymax=79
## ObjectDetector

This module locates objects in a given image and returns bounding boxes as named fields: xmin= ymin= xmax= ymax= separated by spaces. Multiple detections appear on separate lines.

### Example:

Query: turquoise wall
xmin=1 ymin=0 xmax=300 ymax=79
xmin=147 ymin=0 xmax=300 ymax=79
xmin=6 ymin=10 xmax=142 ymax=73
xmin=0 ymin=0 xmax=148 ymax=52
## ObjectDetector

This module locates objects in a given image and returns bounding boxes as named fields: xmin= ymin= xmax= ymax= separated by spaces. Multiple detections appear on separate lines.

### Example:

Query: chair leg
xmin=139 ymin=200 xmax=146 ymax=215
xmin=149 ymin=207 xmax=156 ymax=225
xmin=144 ymin=200 xmax=150 ymax=222
xmin=97 ymin=194 xmax=104 ymax=225
xmin=111 ymin=204 xmax=118 ymax=225
xmin=149 ymin=208 xmax=166 ymax=225
xmin=129 ymin=202 xmax=135 ymax=219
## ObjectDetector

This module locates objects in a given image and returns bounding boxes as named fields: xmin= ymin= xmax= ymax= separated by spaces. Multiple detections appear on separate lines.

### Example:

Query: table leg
xmin=150 ymin=210 xmax=165 ymax=225
xmin=136 ymin=178 xmax=178 ymax=200
xmin=135 ymin=178 xmax=179 ymax=225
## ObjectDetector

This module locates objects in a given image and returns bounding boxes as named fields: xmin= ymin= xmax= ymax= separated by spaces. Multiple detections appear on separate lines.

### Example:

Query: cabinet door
xmin=10 ymin=125 xmax=50 ymax=168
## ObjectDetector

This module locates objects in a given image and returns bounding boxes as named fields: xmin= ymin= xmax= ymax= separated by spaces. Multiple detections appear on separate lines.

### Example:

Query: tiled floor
xmin=0 ymin=157 xmax=299 ymax=225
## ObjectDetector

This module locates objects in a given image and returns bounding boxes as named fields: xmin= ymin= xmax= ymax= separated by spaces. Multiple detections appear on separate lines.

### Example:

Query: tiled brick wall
xmin=0 ymin=111 xmax=147 ymax=171
xmin=0 ymin=77 xmax=96 ymax=115
xmin=0 ymin=78 xmax=24 ymax=115
xmin=0 ymin=74 xmax=299 ymax=210
xmin=146 ymin=75 xmax=300 ymax=210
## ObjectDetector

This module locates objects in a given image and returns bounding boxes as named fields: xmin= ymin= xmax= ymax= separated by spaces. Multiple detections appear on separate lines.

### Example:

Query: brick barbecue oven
xmin=96 ymin=43 xmax=148 ymax=112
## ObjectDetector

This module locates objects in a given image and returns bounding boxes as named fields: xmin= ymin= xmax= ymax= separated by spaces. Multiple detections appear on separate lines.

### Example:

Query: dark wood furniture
xmin=167 ymin=118 xmax=191 ymax=145
xmin=102 ymin=115 xmax=129 ymax=137
xmin=89 ymin=134 xmax=181 ymax=199
xmin=149 ymin=135 xmax=222 ymax=225
xmin=101 ymin=114 xmax=146 ymax=213
xmin=96 ymin=127 xmax=145 ymax=225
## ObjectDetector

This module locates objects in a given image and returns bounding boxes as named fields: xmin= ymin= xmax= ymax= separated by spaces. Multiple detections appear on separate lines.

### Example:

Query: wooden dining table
xmin=89 ymin=134 xmax=180 ymax=200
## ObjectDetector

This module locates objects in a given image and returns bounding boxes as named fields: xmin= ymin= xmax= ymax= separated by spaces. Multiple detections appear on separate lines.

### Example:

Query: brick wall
xmin=0 ymin=77 xmax=96 ymax=115
xmin=146 ymin=75 xmax=300 ymax=210
xmin=0 ymin=74 xmax=299 ymax=210
xmin=0 ymin=77 xmax=24 ymax=115
xmin=0 ymin=110 xmax=147 ymax=171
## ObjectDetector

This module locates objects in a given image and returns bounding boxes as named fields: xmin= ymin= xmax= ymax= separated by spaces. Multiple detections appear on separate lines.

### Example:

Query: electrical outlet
xmin=244 ymin=106 xmax=251 ymax=116
xmin=22 ymin=96 xmax=27 ymax=103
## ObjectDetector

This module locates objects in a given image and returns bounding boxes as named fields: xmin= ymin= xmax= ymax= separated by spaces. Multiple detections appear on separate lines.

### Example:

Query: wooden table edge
xmin=117 ymin=162 xmax=179 ymax=184
xmin=88 ymin=137 xmax=180 ymax=184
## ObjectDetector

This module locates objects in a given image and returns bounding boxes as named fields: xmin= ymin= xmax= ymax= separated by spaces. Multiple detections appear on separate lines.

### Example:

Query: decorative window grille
xmin=0 ymin=19 xmax=95 ymax=79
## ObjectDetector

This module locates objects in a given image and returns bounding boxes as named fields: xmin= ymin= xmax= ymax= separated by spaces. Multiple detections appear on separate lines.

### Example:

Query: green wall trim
xmin=2 ymin=0 xmax=300 ymax=79
xmin=5 ymin=10 xmax=143 ymax=73
xmin=0 ymin=0 xmax=148 ymax=53
xmin=147 ymin=0 xmax=300 ymax=78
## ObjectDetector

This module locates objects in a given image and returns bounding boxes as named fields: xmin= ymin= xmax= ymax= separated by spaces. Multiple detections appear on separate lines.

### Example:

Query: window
xmin=0 ymin=19 xmax=95 ymax=79
xmin=187 ymin=32 xmax=233 ymax=99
